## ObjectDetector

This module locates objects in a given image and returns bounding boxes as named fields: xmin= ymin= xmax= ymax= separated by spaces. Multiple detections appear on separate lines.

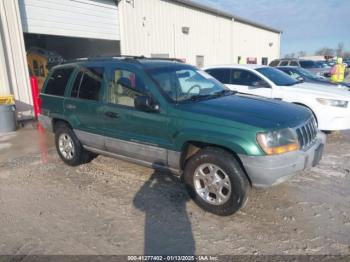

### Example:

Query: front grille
xmin=295 ymin=117 xmax=318 ymax=149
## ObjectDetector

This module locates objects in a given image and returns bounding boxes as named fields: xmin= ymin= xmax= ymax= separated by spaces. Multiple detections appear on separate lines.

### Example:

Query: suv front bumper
xmin=239 ymin=132 xmax=326 ymax=188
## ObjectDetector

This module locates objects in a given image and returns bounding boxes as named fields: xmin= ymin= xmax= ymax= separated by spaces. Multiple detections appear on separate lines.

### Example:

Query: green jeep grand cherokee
xmin=39 ymin=56 xmax=326 ymax=216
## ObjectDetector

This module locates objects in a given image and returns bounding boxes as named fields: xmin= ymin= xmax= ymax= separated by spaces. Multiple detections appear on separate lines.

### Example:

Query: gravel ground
xmin=0 ymin=124 xmax=349 ymax=255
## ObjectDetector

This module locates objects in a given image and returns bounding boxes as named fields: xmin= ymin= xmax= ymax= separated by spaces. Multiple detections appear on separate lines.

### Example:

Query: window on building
xmin=230 ymin=69 xmax=264 ymax=86
xmin=108 ymin=69 xmax=147 ymax=107
xmin=196 ymin=55 xmax=205 ymax=68
xmin=205 ymin=68 xmax=231 ymax=84
xmin=71 ymin=67 xmax=104 ymax=101
xmin=262 ymin=57 xmax=268 ymax=65
xmin=44 ymin=67 xmax=74 ymax=96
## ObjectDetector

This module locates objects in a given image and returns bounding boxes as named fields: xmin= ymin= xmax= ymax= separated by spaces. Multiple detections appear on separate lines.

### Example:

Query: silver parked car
xmin=269 ymin=58 xmax=330 ymax=77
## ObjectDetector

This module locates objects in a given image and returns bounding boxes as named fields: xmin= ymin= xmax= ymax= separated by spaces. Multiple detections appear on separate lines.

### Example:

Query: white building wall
xmin=118 ymin=0 xmax=235 ymax=66
xmin=0 ymin=0 xmax=33 ymax=119
xmin=232 ymin=20 xmax=281 ymax=65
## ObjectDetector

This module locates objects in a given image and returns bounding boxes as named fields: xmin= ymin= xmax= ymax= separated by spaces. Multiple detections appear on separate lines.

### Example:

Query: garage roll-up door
xmin=19 ymin=0 xmax=120 ymax=40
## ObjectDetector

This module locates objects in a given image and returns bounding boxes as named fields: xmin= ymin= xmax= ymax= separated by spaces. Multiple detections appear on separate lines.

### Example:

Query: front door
xmin=101 ymin=66 xmax=173 ymax=166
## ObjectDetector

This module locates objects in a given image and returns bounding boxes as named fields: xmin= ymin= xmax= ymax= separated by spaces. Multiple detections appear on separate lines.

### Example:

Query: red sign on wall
xmin=247 ymin=57 xmax=257 ymax=64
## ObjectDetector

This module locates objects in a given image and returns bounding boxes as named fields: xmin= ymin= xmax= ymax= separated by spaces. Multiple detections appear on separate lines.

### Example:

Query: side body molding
xmin=74 ymin=130 xmax=182 ymax=174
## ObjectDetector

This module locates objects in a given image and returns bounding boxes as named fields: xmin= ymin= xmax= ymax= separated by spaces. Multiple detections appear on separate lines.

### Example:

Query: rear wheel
xmin=183 ymin=147 xmax=250 ymax=216
xmin=54 ymin=123 xmax=95 ymax=166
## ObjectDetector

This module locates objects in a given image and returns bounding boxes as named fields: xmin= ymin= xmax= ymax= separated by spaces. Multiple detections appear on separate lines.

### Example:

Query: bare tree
xmin=297 ymin=51 xmax=306 ymax=57
xmin=315 ymin=47 xmax=335 ymax=56
xmin=336 ymin=42 xmax=344 ymax=57
xmin=343 ymin=51 xmax=350 ymax=60
xmin=284 ymin=53 xmax=295 ymax=58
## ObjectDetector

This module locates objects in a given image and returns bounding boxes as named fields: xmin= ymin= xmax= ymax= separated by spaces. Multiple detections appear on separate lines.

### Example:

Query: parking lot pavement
xmin=0 ymin=124 xmax=349 ymax=255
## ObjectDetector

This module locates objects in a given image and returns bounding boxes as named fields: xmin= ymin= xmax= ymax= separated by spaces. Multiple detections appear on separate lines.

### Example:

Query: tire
xmin=54 ymin=122 xmax=95 ymax=166
xmin=183 ymin=147 xmax=250 ymax=216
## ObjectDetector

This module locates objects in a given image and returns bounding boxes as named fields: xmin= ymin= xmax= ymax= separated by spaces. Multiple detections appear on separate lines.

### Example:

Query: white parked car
xmin=204 ymin=65 xmax=350 ymax=131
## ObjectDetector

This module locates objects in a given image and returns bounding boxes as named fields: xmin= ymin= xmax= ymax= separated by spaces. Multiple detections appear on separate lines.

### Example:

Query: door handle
xmin=65 ymin=104 xmax=76 ymax=110
xmin=105 ymin=111 xmax=119 ymax=118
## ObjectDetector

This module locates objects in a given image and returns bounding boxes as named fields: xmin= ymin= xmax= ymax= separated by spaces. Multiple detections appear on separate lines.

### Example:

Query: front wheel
xmin=183 ymin=147 xmax=250 ymax=216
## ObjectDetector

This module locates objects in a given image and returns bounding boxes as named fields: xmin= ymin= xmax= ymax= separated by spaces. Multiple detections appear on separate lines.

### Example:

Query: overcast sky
xmin=193 ymin=0 xmax=350 ymax=56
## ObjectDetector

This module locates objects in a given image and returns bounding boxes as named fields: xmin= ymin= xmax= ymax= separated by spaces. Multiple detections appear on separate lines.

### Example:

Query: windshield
xmin=148 ymin=66 xmax=229 ymax=102
xmin=293 ymin=67 xmax=323 ymax=80
xmin=256 ymin=67 xmax=298 ymax=86
xmin=316 ymin=61 xmax=330 ymax=69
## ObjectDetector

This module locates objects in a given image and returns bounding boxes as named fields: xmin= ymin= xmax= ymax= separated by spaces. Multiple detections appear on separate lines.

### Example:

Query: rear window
xmin=44 ymin=68 xmax=74 ymax=96
xmin=205 ymin=68 xmax=231 ymax=84
xmin=71 ymin=67 xmax=104 ymax=101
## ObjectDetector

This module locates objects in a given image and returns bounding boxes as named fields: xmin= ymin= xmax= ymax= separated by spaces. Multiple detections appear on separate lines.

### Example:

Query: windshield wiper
xmin=188 ymin=94 xmax=213 ymax=101
xmin=188 ymin=89 xmax=236 ymax=101
xmin=285 ymin=82 xmax=299 ymax=86
xmin=212 ymin=89 xmax=237 ymax=97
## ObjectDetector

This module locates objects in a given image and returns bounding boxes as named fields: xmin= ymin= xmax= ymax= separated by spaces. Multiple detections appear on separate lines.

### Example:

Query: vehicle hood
xmin=285 ymin=82 xmax=350 ymax=100
xmin=177 ymin=94 xmax=311 ymax=130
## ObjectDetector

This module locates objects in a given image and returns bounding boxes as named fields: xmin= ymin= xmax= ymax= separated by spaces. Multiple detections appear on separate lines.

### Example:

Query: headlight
xmin=316 ymin=98 xmax=348 ymax=108
xmin=257 ymin=129 xmax=300 ymax=155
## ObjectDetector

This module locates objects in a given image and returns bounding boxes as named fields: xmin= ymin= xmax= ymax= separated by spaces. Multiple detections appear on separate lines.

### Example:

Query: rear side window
xmin=290 ymin=61 xmax=299 ymax=66
xmin=71 ymin=67 xmax=104 ymax=101
xmin=269 ymin=60 xmax=279 ymax=67
xmin=44 ymin=68 xmax=74 ymax=96
xmin=205 ymin=69 xmax=231 ymax=84
xmin=280 ymin=61 xmax=289 ymax=66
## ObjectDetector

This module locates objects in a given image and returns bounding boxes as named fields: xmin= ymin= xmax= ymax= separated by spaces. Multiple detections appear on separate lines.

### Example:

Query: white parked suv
xmin=204 ymin=65 xmax=350 ymax=131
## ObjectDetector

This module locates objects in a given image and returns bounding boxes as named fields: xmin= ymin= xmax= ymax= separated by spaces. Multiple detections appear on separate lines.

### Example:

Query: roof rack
xmin=61 ymin=55 xmax=184 ymax=65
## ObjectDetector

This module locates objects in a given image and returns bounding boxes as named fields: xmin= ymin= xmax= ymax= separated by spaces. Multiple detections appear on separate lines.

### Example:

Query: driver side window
xmin=108 ymin=69 xmax=148 ymax=108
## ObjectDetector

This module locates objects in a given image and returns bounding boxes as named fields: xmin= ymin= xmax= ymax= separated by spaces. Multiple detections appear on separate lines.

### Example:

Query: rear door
xmin=64 ymin=65 xmax=106 ymax=149
xmin=227 ymin=69 xmax=272 ymax=98
xmin=41 ymin=66 xmax=75 ymax=117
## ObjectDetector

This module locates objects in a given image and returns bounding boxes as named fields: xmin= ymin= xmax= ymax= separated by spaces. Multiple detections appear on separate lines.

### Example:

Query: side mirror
xmin=251 ymin=81 xmax=270 ymax=88
xmin=134 ymin=96 xmax=159 ymax=112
